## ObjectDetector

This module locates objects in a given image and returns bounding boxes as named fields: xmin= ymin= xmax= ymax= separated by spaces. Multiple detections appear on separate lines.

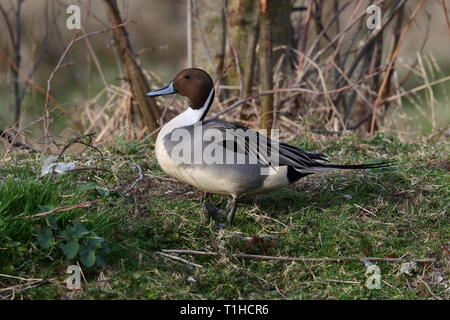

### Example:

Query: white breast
xmin=155 ymin=89 xmax=214 ymax=181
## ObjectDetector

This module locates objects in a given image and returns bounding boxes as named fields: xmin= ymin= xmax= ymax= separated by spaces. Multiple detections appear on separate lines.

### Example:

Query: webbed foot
xmin=203 ymin=202 xmax=227 ymax=219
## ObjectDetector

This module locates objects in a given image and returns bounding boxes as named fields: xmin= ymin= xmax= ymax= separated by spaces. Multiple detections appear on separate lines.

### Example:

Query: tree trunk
xmin=269 ymin=0 xmax=293 ymax=72
xmin=103 ymin=0 xmax=160 ymax=133
xmin=191 ymin=0 xmax=291 ymax=128
xmin=239 ymin=21 xmax=259 ymax=122
xmin=259 ymin=0 xmax=274 ymax=133
xmin=192 ymin=0 xmax=227 ymax=77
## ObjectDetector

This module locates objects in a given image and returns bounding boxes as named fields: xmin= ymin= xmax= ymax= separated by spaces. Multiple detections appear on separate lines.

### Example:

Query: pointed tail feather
xmin=316 ymin=161 xmax=393 ymax=170
xmin=294 ymin=161 xmax=393 ymax=174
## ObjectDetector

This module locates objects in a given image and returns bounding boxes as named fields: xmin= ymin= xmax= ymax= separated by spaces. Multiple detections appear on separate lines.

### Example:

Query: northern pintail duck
xmin=146 ymin=68 xmax=389 ymax=226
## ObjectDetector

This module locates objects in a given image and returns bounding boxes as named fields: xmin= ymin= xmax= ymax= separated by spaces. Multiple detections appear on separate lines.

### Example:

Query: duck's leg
xmin=205 ymin=196 xmax=239 ymax=228
xmin=204 ymin=202 xmax=227 ymax=219
xmin=225 ymin=196 xmax=239 ymax=226
xmin=201 ymin=192 xmax=210 ymax=202
xmin=204 ymin=193 xmax=237 ymax=219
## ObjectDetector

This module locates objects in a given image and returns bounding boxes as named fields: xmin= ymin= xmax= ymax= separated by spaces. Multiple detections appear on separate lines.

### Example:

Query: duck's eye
xmin=184 ymin=75 xmax=191 ymax=80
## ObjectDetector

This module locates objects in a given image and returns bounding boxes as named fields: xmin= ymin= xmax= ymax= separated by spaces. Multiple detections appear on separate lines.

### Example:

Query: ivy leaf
xmin=95 ymin=254 xmax=107 ymax=268
xmin=61 ymin=230 xmax=77 ymax=242
xmin=46 ymin=215 xmax=58 ymax=230
xmin=61 ymin=222 xmax=89 ymax=242
xmin=79 ymin=246 xmax=96 ymax=267
xmin=37 ymin=228 xmax=53 ymax=249
xmin=38 ymin=204 xmax=55 ymax=212
xmin=87 ymin=232 xmax=104 ymax=250
xmin=99 ymin=242 xmax=111 ymax=256
xmin=95 ymin=242 xmax=110 ymax=268
xmin=60 ymin=240 xmax=80 ymax=259
xmin=71 ymin=222 xmax=89 ymax=237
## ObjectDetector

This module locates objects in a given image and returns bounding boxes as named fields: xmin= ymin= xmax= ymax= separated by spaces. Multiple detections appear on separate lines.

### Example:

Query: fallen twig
xmin=75 ymin=154 xmax=147 ymax=160
xmin=161 ymin=249 xmax=435 ymax=264
xmin=16 ymin=202 xmax=93 ymax=219
xmin=65 ymin=167 xmax=110 ymax=173
xmin=144 ymin=174 xmax=179 ymax=183
xmin=0 ymin=279 xmax=48 ymax=293
xmin=156 ymin=251 xmax=203 ymax=269
xmin=325 ymin=279 xmax=361 ymax=285
xmin=0 ymin=274 xmax=43 ymax=281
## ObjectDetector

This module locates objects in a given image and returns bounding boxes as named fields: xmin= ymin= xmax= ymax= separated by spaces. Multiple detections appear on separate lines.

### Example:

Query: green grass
xmin=0 ymin=134 xmax=448 ymax=300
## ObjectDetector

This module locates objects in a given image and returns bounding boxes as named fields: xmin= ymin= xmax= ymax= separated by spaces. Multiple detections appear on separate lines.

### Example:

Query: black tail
xmin=314 ymin=161 xmax=393 ymax=170
xmin=291 ymin=161 xmax=393 ymax=177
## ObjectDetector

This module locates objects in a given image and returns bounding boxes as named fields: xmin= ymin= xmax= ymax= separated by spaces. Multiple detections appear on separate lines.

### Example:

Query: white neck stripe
xmin=198 ymin=87 xmax=214 ymax=120
xmin=184 ymin=87 xmax=214 ymax=123
xmin=159 ymin=88 xmax=215 ymax=136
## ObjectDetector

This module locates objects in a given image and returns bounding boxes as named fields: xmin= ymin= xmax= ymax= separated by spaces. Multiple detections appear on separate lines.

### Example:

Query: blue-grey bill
xmin=146 ymin=81 xmax=175 ymax=97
